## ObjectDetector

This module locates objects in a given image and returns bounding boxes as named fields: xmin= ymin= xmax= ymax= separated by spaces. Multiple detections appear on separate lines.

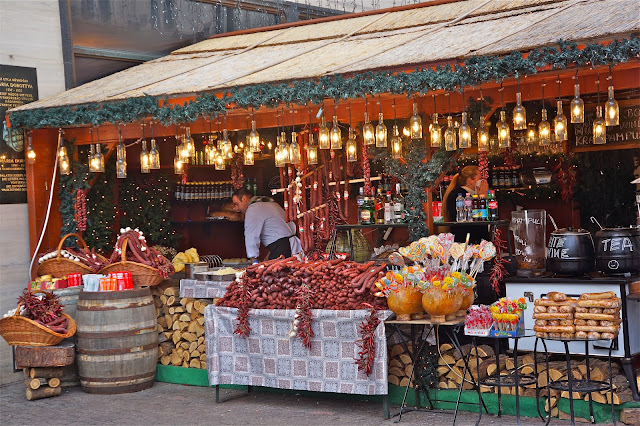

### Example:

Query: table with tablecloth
xmin=205 ymin=306 xmax=390 ymax=395
xmin=180 ymin=279 xmax=233 ymax=299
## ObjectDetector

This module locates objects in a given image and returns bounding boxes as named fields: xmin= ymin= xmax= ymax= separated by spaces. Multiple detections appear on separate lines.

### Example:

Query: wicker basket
xmin=37 ymin=233 xmax=105 ymax=278
xmin=99 ymin=238 xmax=164 ymax=287
xmin=0 ymin=291 xmax=77 ymax=346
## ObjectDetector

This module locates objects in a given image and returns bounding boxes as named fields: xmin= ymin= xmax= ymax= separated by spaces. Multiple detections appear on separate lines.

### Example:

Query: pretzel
xmin=579 ymin=291 xmax=616 ymax=300
xmin=577 ymin=298 xmax=621 ymax=308
xmin=533 ymin=312 xmax=573 ymax=320
xmin=574 ymin=312 xmax=619 ymax=321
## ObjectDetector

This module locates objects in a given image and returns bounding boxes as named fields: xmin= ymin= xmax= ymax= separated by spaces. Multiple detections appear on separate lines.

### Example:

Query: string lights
xmin=318 ymin=103 xmax=330 ymax=150
xmin=307 ymin=108 xmax=318 ymax=165
xmin=249 ymin=108 xmax=260 ymax=152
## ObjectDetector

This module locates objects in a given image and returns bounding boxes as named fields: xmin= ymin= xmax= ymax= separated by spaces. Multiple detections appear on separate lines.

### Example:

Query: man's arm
xmin=243 ymin=207 xmax=263 ymax=259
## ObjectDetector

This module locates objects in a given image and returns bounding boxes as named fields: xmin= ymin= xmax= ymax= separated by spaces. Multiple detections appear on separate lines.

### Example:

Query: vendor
xmin=232 ymin=188 xmax=302 ymax=262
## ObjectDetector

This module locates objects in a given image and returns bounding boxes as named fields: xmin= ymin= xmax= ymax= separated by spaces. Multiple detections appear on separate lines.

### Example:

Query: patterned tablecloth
xmin=205 ymin=306 xmax=391 ymax=395
xmin=180 ymin=279 xmax=233 ymax=299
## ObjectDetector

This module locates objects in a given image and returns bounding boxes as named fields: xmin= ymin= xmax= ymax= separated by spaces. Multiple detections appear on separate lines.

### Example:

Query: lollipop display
xmin=490 ymin=297 xmax=527 ymax=336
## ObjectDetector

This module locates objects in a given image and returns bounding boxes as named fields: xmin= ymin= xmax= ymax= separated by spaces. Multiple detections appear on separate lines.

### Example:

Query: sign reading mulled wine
xmin=0 ymin=65 xmax=38 ymax=204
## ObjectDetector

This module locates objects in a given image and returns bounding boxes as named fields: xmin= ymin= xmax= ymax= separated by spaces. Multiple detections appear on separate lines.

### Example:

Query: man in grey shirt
xmin=232 ymin=188 xmax=302 ymax=262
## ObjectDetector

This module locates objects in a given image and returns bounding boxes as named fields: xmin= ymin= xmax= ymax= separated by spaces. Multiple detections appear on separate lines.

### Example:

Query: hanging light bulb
xmin=344 ymin=125 xmax=356 ymax=162
xmin=184 ymin=127 xmax=195 ymax=157
xmin=605 ymin=82 xmax=619 ymax=126
xmin=362 ymin=111 xmax=375 ymax=146
xmin=281 ymin=131 xmax=290 ymax=163
xmin=58 ymin=145 xmax=71 ymax=175
xmin=88 ymin=143 xmax=96 ymax=171
xmin=430 ymin=113 xmax=441 ymax=147
xmin=244 ymin=147 xmax=254 ymax=165
xmin=289 ymin=133 xmax=301 ymax=165
xmin=307 ymin=133 xmax=318 ymax=165
xmin=526 ymin=122 xmax=538 ymax=148
xmin=444 ymin=116 xmax=456 ymax=151
xmin=330 ymin=115 xmax=341 ymax=149
xmin=554 ymin=100 xmax=568 ymax=141
xmin=274 ymin=134 xmax=285 ymax=168
xmin=148 ymin=123 xmax=160 ymax=169
xmin=512 ymin=92 xmax=526 ymax=131
xmin=140 ymin=140 xmax=150 ymax=173
xmin=25 ymin=131 xmax=36 ymax=164
xmin=459 ymin=112 xmax=471 ymax=149
xmin=570 ymin=76 xmax=584 ymax=123
xmin=477 ymin=122 xmax=489 ymax=152
xmin=205 ymin=140 xmax=216 ymax=165
xmin=221 ymin=129 xmax=233 ymax=160
xmin=409 ymin=101 xmax=422 ymax=139
xmin=249 ymin=114 xmax=260 ymax=152
xmin=215 ymin=149 xmax=226 ymax=170
xmin=173 ymin=145 xmax=184 ymax=174
xmin=318 ymin=114 xmax=330 ymax=149
xmin=593 ymin=105 xmax=607 ymax=144
xmin=538 ymin=82 xmax=551 ymax=146
xmin=375 ymin=113 xmax=387 ymax=148
xmin=114 ymin=126 xmax=126 ymax=178
xmin=178 ymin=128 xmax=190 ymax=162
xmin=497 ymin=111 xmax=511 ymax=148
xmin=390 ymin=125 xmax=402 ymax=159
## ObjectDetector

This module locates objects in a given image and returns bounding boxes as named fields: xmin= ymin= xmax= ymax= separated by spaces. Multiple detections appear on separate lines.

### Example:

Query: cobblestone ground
xmin=0 ymin=381 xmax=580 ymax=425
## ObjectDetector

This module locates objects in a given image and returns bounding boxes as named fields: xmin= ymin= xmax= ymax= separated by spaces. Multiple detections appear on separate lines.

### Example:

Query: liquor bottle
xmin=488 ymin=190 xmax=499 ymax=221
xmin=478 ymin=194 xmax=487 ymax=221
xmin=356 ymin=187 xmax=365 ymax=224
xmin=374 ymin=188 xmax=384 ymax=224
xmin=384 ymin=191 xmax=393 ymax=224
xmin=393 ymin=183 xmax=405 ymax=223
xmin=360 ymin=196 xmax=372 ymax=224
xmin=455 ymin=193 xmax=464 ymax=222
xmin=463 ymin=193 xmax=473 ymax=222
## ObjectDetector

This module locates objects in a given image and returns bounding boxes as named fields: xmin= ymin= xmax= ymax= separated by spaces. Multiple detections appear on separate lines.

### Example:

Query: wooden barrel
xmin=53 ymin=286 xmax=83 ymax=320
xmin=75 ymin=288 xmax=157 ymax=394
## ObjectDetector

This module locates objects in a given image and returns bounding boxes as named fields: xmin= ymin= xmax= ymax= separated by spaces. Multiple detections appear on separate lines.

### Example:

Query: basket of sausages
xmin=533 ymin=292 xmax=577 ymax=339
xmin=574 ymin=291 xmax=621 ymax=340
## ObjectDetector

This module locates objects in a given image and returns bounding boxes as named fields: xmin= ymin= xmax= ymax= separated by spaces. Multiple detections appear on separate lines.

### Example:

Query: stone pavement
xmin=0 ymin=381 xmax=591 ymax=425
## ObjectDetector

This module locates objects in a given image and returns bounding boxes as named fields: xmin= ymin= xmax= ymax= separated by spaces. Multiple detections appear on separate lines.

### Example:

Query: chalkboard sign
xmin=1 ymin=64 xmax=38 ymax=204
xmin=574 ymin=100 xmax=640 ymax=146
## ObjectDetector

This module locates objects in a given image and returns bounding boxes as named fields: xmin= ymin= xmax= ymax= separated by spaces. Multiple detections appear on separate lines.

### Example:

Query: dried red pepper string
xmin=490 ymin=228 xmax=510 ymax=295
xmin=554 ymin=158 xmax=576 ymax=202
xmin=18 ymin=291 xmax=65 ymax=329
xmin=233 ymin=275 xmax=254 ymax=337
xmin=295 ymin=282 xmax=314 ymax=349
xmin=355 ymin=305 xmax=381 ymax=376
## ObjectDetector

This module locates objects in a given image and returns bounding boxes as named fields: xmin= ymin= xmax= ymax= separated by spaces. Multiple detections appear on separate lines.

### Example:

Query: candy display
xmin=464 ymin=305 xmax=494 ymax=336
xmin=490 ymin=297 xmax=527 ymax=336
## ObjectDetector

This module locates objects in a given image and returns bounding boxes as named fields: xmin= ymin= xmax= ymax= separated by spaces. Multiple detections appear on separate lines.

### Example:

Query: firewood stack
xmin=151 ymin=285 xmax=210 ymax=369
xmin=15 ymin=343 xmax=74 ymax=400
xmin=388 ymin=342 xmax=635 ymax=422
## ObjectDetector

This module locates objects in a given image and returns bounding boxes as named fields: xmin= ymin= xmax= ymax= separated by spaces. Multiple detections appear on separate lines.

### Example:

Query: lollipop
xmin=449 ymin=242 xmax=465 ymax=271
xmin=388 ymin=252 xmax=405 ymax=267
xmin=437 ymin=233 xmax=455 ymax=263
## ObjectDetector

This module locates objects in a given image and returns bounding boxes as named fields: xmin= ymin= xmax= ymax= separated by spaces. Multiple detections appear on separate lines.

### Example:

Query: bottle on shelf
xmin=360 ymin=196 xmax=372 ymax=224
xmin=356 ymin=187 xmax=365 ymax=224
xmin=463 ymin=192 xmax=473 ymax=222
xmin=471 ymin=194 xmax=480 ymax=221
xmin=455 ymin=193 xmax=464 ymax=222
xmin=384 ymin=191 xmax=393 ymax=224
xmin=479 ymin=194 xmax=487 ymax=221
xmin=488 ymin=190 xmax=499 ymax=221
xmin=374 ymin=188 xmax=384 ymax=224
xmin=393 ymin=183 xmax=405 ymax=223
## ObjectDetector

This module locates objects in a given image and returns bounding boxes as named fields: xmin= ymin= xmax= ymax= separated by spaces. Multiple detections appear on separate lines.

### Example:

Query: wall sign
xmin=0 ymin=65 xmax=38 ymax=204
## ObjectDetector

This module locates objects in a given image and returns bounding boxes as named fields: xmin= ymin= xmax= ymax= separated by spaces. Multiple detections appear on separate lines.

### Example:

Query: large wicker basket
xmin=37 ymin=233 xmax=106 ymax=278
xmin=99 ymin=238 xmax=164 ymax=287
xmin=0 ymin=291 xmax=77 ymax=346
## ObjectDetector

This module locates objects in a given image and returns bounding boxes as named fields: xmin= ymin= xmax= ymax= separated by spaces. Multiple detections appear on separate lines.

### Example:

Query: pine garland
xmin=374 ymin=141 xmax=456 ymax=241
xmin=9 ymin=37 xmax=639 ymax=130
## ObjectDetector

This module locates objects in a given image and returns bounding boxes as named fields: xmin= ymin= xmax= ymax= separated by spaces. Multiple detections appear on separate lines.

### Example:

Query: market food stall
xmin=3 ymin=0 xmax=640 ymax=421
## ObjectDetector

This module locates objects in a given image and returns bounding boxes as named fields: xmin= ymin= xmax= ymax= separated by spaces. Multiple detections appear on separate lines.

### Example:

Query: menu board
xmin=574 ymin=99 xmax=640 ymax=146
xmin=0 ymin=65 xmax=38 ymax=204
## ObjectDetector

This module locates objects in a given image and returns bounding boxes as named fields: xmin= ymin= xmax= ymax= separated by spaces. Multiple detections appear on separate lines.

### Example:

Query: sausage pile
xmin=216 ymin=257 xmax=388 ymax=310
xmin=107 ymin=228 xmax=174 ymax=279
xmin=533 ymin=291 xmax=621 ymax=340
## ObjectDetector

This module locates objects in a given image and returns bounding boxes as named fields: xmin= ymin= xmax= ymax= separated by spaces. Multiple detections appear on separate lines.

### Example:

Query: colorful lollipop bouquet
xmin=489 ymin=297 xmax=527 ymax=337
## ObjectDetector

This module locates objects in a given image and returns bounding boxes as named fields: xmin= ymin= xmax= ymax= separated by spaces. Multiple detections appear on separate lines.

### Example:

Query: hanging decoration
xmin=512 ymin=78 xmax=526 ymax=130
xmin=355 ymin=304 xmax=381 ymax=377
xmin=555 ymin=157 xmax=577 ymax=202
xmin=605 ymin=66 xmax=620 ymax=126
xmin=489 ymin=228 xmax=509 ymax=295
xmin=231 ymin=153 xmax=244 ymax=190
xmin=593 ymin=73 xmax=607 ymax=145
xmin=375 ymin=97 xmax=387 ymax=148
xmin=570 ymin=70 xmax=584 ymax=124
xmin=553 ymin=77 xmax=568 ymax=141
xmin=11 ymin=37 xmax=639 ymax=130
xmin=75 ymin=189 xmax=87 ymax=232
xmin=478 ymin=151 xmax=489 ymax=181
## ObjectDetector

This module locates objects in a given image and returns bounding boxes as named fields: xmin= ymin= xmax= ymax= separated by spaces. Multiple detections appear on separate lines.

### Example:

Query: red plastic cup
xmin=123 ymin=271 xmax=133 ymax=289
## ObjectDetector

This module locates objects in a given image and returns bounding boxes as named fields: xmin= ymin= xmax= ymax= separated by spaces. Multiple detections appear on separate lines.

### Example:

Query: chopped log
xmin=438 ymin=353 xmax=456 ymax=367
xmin=163 ymin=287 xmax=178 ymax=296
xmin=470 ymin=344 xmax=494 ymax=358
xmin=389 ymin=359 xmax=403 ymax=370
xmin=164 ymin=331 xmax=173 ymax=340
xmin=29 ymin=367 xmax=62 ymax=379
xmin=188 ymin=341 xmax=198 ymax=353
xmin=399 ymin=354 xmax=412 ymax=366
xmin=153 ymin=297 xmax=163 ymax=308
xmin=620 ymin=408 xmax=640 ymax=425
xmin=159 ymin=295 xmax=168 ymax=304
xmin=189 ymin=359 xmax=201 ymax=369
xmin=48 ymin=377 xmax=60 ymax=388
xmin=26 ymin=385 xmax=61 ymax=401
xmin=182 ymin=332 xmax=196 ymax=343
xmin=440 ymin=343 xmax=454 ymax=352
xmin=485 ymin=355 xmax=508 ymax=377
xmin=389 ymin=367 xmax=403 ymax=378
xmin=558 ymin=410 xmax=590 ymax=423
xmin=186 ymin=301 xmax=194 ymax=314
xmin=197 ymin=336 xmax=205 ymax=345
xmin=587 ymin=392 xmax=607 ymax=404
xmin=551 ymin=406 xmax=559 ymax=418
xmin=199 ymin=354 xmax=207 ymax=362
xmin=561 ymin=390 xmax=582 ymax=399
xmin=399 ymin=377 xmax=410 ymax=387
xmin=461 ymin=381 xmax=474 ymax=391
xmin=180 ymin=297 xmax=194 ymax=307
xmin=437 ymin=366 xmax=450 ymax=376
xmin=453 ymin=344 xmax=472 ymax=361
xmin=389 ymin=375 xmax=401 ymax=386
xmin=447 ymin=366 xmax=463 ymax=384
xmin=607 ymin=388 xmax=634 ymax=405
xmin=170 ymin=352 xmax=182 ymax=366
xmin=172 ymin=331 xmax=182 ymax=344
xmin=611 ymin=374 xmax=630 ymax=390
xmin=159 ymin=341 xmax=174 ymax=356
xmin=522 ymin=387 xmax=537 ymax=398
xmin=197 ymin=301 xmax=209 ymax=315
xmin=182 ymin=360 xmax=189 ymax=368
xmin=197 ymin=344 xmax=205 ymax=353
xmin=179 ymin=313 xmax=191 ymax=322
xmin=521 ymin=365 xmax=535 ymax=375
xmin=437 ymin=380 xmax=448 ymax=389
xmin=180 ymin=341 xmax=189 ymax=350
xmin=182 ymin=351 xmax=190 ymax=361
xmin=480 ymin=385 xmax=493 ymax=393
xmin=157 ymin=316 xmax=167 ymax=328
xmin=505 ymin=358 xmax=515 ymax=371
xmin=196 ymin=317 xmax=205 ymax=326
xmin=160 ymin=355 xmax=170 ymax=365
xmin=24 ymin=378 xmax=47 ymax=390
xmin=15 ymin=343 xmax=75 ymax=368
xmin=191 ymin=350 xmax=201 ymax=358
